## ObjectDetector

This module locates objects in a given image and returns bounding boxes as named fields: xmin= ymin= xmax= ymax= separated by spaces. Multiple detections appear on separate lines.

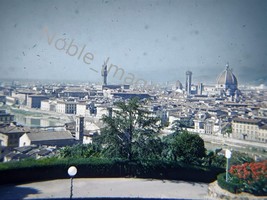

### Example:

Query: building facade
xmin=232 ymin=118 xmax=267 ymax=142
xmin=56 ymin=100 xmax=77 ymax=114
xmin=19 ymin=131 xmax=75 ymax=147
xmin=0 ymin=110 xmax=14 ymax=125
xmin=0 ymin=126 xmax=30 ymax=147
xmin=27 ymin=95 xmax=49 ymax=108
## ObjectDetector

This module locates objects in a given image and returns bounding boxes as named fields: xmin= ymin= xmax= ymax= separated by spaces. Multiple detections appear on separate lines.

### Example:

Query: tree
xmin=204 ymin=150 xmax=226 ymax=168
xmin=94 ymin=98 xmax=162 ymax=160
xmin=58 ymin=144 xmax=100 ymax=158
xmin=171 ymin=120 xmax=188 ymax=134
xmin=222 ymin=125 xmax=232 ymax=137
xmin=132 ymin=136 xmax=163 ymax=160
xmin=170 ymin=131 xmax=206 ymax=164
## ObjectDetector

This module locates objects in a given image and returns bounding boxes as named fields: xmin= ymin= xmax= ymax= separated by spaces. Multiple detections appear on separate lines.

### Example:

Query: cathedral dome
xmin=216 ymin=63 xmax=238 ymax=88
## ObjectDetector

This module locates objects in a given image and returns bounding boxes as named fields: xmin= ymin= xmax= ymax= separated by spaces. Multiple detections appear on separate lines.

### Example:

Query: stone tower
xmin=75 ymin=115 xmax=84 ymax=142
xmin=185 ymin=71 xmax=192 ymax=95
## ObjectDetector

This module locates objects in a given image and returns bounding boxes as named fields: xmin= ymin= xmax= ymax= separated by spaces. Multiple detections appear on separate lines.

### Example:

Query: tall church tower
xmin=101 ymin=60 xmax=108 ymax=86
xmin=75 ymin=115 xmax=84 ymax=142
xmin=185 ymin=71 xmax=192 ymax=95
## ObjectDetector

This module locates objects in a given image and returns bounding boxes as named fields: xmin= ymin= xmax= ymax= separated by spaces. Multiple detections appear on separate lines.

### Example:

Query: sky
xmin=0 ymin=0 xmax=267 ymax=86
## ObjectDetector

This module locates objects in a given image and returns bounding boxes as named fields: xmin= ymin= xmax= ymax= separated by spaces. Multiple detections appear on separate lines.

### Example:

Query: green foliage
xmin=229 ymin=161 xmax=267 ymax=196
xmin=225 ymin=126 xmax=232 ymax=134
xmin=217 ymin=161 xmax=267 ymax=196
xmin=243 ymin=176 xmax=267 ymax=196
xmin=171 ymin=119 xmax=193 ymax=133
xmin=222 ymin=125 xmax=232 ymax=137
xmin=211 ymin=154 xmax=226 ymax=168
xmin=203 ymin=150 xmax=226 ymax=168
xmin=161 ymin=132 xmax=179 ymax=161
xmin=132 ymin=136 xmax=163 ymax=160
xmin=59 ymin=144 xmax=101 ymax=158
xmin=217 ymin=173 xmax=242 ymax=194
xmin=171 ymin=120 xmax=184 ymax=133
xmin=95 ymin=98 xmax=162 ymax=160
xmin=0 ymin=157 xmax=224 ymax=185
xmin=230 ymin=151 xmax=254 ymax=166
xmin=166 ymin=131 xmax=206 ymax=164
xmin=0 ymin=157 xmax=66 ymax=170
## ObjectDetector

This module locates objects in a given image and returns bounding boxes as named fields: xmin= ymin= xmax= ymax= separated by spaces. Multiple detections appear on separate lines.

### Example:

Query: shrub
xmin=229 ymin=152 xmax=254 ymax=166
xmin=0 ymin=158 xmax=224 ymax=185
xmin=217 ymin=173 xmax=242 ymax=194
xmin=229 ymin=160 xmax=267 ymax=196
xmin=164 ymin=131 xmax=206 ymax=164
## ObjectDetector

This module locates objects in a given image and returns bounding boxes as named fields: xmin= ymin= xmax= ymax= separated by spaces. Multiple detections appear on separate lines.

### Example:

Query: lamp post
xmin=68 ymin=166 xmax=77 ymax=199
xmin=225 ymin=149 xmax=232 ymax=182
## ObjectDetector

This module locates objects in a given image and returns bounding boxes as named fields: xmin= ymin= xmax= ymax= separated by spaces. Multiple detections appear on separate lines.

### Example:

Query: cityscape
xmin=0 ymin=0 xmax=267 ymax=199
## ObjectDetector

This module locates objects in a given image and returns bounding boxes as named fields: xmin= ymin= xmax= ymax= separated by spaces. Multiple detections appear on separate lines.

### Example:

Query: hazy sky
xmin=0 ymin=0 xmax=267 ymax=85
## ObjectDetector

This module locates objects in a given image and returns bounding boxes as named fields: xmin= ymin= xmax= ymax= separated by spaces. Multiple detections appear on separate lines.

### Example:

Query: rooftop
xmin=233 ymin=118 xmax=261 ymax=124
xmin=0 ymin=126 xmax=30 ymax=134
xmin=26 ymin=131 xmax=74 ymax=141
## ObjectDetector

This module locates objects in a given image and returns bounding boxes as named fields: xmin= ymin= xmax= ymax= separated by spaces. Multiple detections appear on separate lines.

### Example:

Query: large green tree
xmin=167 ymin=131 xmax=206 ymax=164
xmin=94 ymin=98 xmax=162 ymax=160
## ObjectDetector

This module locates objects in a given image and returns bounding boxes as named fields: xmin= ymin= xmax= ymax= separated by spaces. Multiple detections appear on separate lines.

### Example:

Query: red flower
xmin=229 ymin=160 xmax=267 ymax=182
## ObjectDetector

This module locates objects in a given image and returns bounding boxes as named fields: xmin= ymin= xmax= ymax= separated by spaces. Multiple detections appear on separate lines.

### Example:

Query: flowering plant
xmin=229 ymin=160 xmax=267 ymax=195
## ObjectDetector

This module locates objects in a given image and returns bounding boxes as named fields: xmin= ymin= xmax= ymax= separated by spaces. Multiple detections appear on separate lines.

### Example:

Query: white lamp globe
xmin=68 ymin=166 xmax=77 ymax=177
xmin=225 ymin=149 xmax=232 ymax=159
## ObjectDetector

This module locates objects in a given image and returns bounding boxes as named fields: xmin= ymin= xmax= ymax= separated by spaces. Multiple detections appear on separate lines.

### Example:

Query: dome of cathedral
xmin=216 ymin=63 xmax=238 ymax=88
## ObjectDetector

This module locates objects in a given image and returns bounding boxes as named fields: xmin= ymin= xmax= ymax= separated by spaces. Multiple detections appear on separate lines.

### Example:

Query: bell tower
xmin=75 ymin=115 xmax=84 ymax=142
xmin=101 ymin=57 xmax=109 ymax=86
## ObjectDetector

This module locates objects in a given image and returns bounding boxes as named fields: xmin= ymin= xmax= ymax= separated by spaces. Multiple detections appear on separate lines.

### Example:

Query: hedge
xmin=0 ymin=158 xmax=224 ymax=185
xmin=217 ymin=173 xmax=242 ymax=194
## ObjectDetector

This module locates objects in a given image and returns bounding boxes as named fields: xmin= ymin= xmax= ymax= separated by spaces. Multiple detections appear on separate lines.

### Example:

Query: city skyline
xmin=0 ymin=0 xmax=267 ymax=85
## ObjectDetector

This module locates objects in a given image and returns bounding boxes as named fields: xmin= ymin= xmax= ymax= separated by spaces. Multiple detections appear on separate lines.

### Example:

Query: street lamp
xmin=225 ymin=149 xmax=232 ymax=182
xmin=68 ymin=166 xmax=77 ymax=199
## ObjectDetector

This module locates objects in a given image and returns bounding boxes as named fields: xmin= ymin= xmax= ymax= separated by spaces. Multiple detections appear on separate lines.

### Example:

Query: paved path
xmin=0 ymin=178 xmax=209 ymax=199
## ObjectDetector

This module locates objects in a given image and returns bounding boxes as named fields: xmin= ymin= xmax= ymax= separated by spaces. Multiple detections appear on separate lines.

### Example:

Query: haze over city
xmin=0 ymin=0 xmax=267 ymax=85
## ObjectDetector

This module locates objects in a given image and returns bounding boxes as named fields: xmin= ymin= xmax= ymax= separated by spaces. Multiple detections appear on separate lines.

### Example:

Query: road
xmin=0 ymin=178 xmax=209 ymax=199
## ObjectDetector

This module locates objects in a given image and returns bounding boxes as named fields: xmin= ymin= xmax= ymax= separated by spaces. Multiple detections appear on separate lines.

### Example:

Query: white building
xmin=232 ymin=118 xmax=267 ymax=142
xmin=258 ymin=125 xmax=267 ymax=143
xmin=83 ymin=121 xmax=100 ymax=144
xmin=40 ymin=100 xmax=50 ymax=111
xmin=40 ymin=99 xmax=57 ymax=112
xmin=56 ymin=100 xmax=77 ymax=114
xmin=76 ymin=103 xmax=87 ymax=116
xmin=95 ymin=105 xmax=111 ymax=118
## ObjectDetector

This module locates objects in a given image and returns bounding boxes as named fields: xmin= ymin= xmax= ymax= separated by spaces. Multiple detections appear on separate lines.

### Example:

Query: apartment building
xmin=258 ymin=124 xmax=267 ymax=143
xmin=0 ymin=110 xmax=14 ymax=125
xmin=232 ymin=118 xmax=267 ymax=142
xmin=27 ymin=95 xmax=49 ymax=108
xmin=56 ymin=100 xmax=77 ymax=114
xmin=0 ymin=126 xmax=30 ymax=147
xmin=40 ymin=100 xmax=56 ymax=112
